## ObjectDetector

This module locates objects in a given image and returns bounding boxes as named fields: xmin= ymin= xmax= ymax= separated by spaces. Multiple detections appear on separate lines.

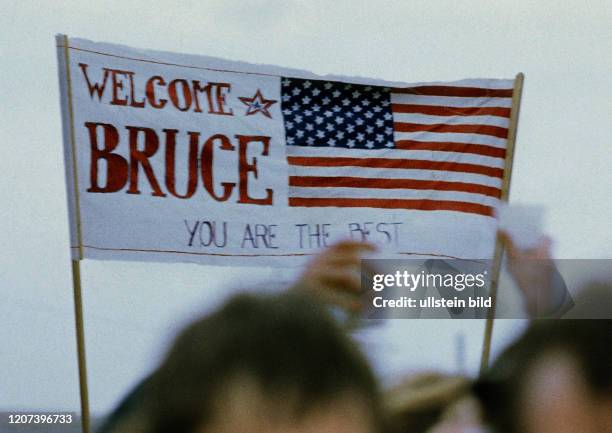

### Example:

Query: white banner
xmin=56 ymin=35 xmax=516 ymax=267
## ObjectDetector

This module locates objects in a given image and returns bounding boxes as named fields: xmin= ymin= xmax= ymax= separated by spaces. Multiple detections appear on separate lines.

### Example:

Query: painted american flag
xmin=281 ymin=77 xmax=512 ymax=217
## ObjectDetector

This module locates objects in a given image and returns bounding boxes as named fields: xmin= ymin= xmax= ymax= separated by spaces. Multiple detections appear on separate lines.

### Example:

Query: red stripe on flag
xmin=394 ymin=140 xmax=506 ymax=158
xmin=287 ymin=156 xmax=504 ymax=178
xmin=391 ymin=103 xmax=511 ymax=118
xmin=289 ymin=176 xmax=502 ymax=198
xmin=288 ymin=197 xmax=494 ymax=217
xmin=394 ymin=122 xmax=508 ymax=139
xmin=392 ymin=86 xmax=514 ymax=98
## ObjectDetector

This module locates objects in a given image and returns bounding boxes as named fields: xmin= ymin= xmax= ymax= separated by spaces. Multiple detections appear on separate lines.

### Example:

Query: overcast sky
xmin=1 ymin=0 xmax=611 ymax=415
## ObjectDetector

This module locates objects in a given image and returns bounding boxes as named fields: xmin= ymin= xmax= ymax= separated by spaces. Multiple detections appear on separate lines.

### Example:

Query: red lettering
xmin=79 ymin=64 xmax=110 ymax=101
xmin=85 ymin=122 xmax=128 ymax=193
xmin=192 ymin=81 xmax=233 ymax=115
xmin=164 ymin=129 xmax=198 ymax=199
xmin=126 ymin=126 xmax=166 ymax=197
xmin=128 ymin=72 xmax=145 ymax=108
xmin=212 ymin=83 xmax=233 ymax=115
xmin=145 ymin=76 xmax=167 ymax=109
xmin=237 ymin=135 xmax=273 ymax=205
xmin=201 ymin=134 xmax=236 ymax=202
xmin=110 ymin=70 xmax=130 ymax=106
xmin=191 ymin=80 xmax=209 ymax=113
xmin=84 ymin=124 xmax=273 ymax=205
xmin=79 ymin=67 xmax=236 ymax=118
xmin=168 ymin=79 xmax=192 ymax=111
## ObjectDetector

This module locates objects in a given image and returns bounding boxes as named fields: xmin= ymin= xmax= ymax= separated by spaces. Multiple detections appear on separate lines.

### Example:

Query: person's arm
xmin=500 ymin=232 xmax=573 ymax=318
xmin=291 ymin=240 xmax=376 ymax=313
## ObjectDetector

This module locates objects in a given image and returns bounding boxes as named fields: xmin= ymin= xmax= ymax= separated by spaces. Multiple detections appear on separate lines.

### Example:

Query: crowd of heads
xmin=98 ymin=242 xmax=612 ymax=433
xmin=100 ymin=292 xmax=381 ymax=433
xmin=477 ymin=314 xmax=612 ymax=433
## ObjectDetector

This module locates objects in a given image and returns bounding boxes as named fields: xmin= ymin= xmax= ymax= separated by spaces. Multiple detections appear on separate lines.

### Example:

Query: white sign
xmin=57 ymin=36 xmax=515 ymax=267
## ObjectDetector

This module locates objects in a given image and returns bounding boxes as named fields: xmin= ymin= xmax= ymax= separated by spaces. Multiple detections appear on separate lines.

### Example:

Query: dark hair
xmin=475 ymin=318 xmax=612 ymax=433
xmin=141 ymin=292 xmax=380 ymax=433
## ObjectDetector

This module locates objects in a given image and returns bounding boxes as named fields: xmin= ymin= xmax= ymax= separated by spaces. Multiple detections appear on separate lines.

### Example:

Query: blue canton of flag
xmin=281 ymin=78 xmax=394 ymax=149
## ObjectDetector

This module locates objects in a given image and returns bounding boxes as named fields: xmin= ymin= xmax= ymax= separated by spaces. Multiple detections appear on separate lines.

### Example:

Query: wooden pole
xmin=479 ymin=73 xmax=524 ymax=375
xmin=61 ymin=34 xmax=90 ymax=433
xmin=71 ymin=260 xmax=90 ymax=433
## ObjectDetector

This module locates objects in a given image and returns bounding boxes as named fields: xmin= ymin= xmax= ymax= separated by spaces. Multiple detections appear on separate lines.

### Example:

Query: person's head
xmin=518 ymin=340 xmax=612 ymax=433
xmin=477 ymin=292 xmax=612 ymax=433
xmin=139 ymin=292 xmax=381 ymax=433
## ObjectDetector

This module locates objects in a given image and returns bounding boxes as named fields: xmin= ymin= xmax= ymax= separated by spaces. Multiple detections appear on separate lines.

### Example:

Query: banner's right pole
xmin=479 ymin=73 xmax=524 ymax=376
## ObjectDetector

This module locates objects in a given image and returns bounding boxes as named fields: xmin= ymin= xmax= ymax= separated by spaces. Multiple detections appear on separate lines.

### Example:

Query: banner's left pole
xmin=71 ymin=260 xmax=90 ymax=433
xmin=57 ymin=34 xmax=90 ymax=433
